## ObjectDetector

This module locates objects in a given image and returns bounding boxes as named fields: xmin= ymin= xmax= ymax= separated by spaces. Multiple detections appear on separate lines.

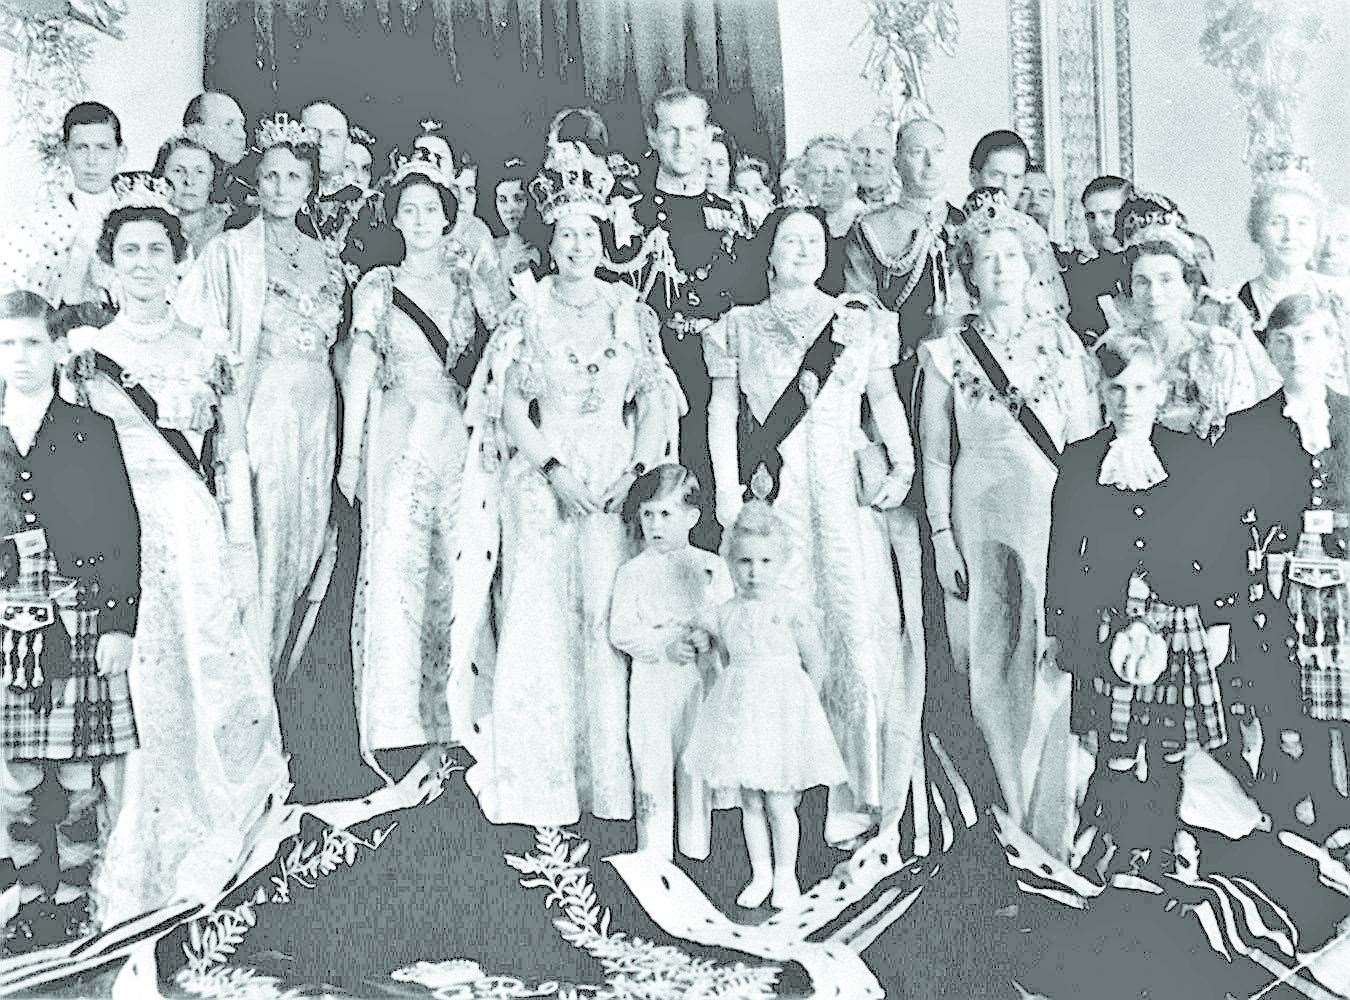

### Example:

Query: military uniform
xmin=606 ymin=184 xmax=750 ymax=545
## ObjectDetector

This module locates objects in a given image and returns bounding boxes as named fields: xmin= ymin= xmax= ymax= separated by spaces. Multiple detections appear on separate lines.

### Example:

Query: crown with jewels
xmin=528 ymin=140 xmax=616 ymax=224
xmin=255 ymin=112 xmax=319 ymax=151
xmin=1251 ymin=147 xmax=1323 ymax=205
xmin=1119 ymin=192 xmax=1195 ymax=262
xmin=110 ymin=172 xmax=178 ymax=216
xmin=954 ymin=187 xmax=1039 ymax=251
xmin=383 ymin=146 xmax=455 ymax=190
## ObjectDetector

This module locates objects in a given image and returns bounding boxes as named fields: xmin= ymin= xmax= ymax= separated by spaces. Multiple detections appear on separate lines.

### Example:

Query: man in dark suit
xmin=1064 ymin=175 xmax=1132 ymax=343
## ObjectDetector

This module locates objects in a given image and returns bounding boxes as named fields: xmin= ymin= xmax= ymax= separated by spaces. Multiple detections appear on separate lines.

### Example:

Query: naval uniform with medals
xmin=609 ymin=183 xmax=749 ymax=544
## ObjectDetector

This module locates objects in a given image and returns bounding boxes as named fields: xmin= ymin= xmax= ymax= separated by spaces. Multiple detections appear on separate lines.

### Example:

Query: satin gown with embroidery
xmin=451 ymin=279 xmax=681 ymax=827
xmin=66 ymin=321 xmax=288 ymax=925
xmin=349 ymin=267 xmax=468 ymax=763
xmin=919 ymin=317 xmax=1100 ymax=859
xmin=705 ymin=300 xmax=915 ymax=842
xmin=250 ymin=270 xmax=342 ymax=671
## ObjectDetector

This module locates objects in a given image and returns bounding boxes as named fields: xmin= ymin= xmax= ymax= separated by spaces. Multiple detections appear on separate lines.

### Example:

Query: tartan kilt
xmin=1291 ymin=579 xmax=1350 ymax=722
xmin=0 ymin=551 xmax=138 ymax=761
xmin=1071 ymin=601 xmax=1228 ymax=753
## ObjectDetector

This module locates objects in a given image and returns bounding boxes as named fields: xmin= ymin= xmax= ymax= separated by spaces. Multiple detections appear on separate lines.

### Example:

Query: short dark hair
xmin=708 ymin=124 xmax=739 ymax=169
xmin=63 ymin=102 xmax=122 ymax=146
xmin=1081 ymin=174 xmax=1131 ymax=205
xmin=969 ymin=130 xmax=1028 ymax=175
xmin=1267 ymin=292 xmax=1332 ymax=339
xmin=381 ymin=174 xmax=459 ymax=265
xmin=646 ymin=87 xmax=711 ymax=131
xmin=97 ymin=203 xmax=190 ymax=266
xmin=621 ymin=463 xmax=705 ymax=541
xmin=0 ymin=290 xmax=52 ymax=327
xmin=1123 ymin=241 xmax=1205 ymax=297
xmin=152 ymin=134 xmax=217 ymax=178
xmin=183 ymin=93 xmax=206 ymax=127
xmin=484 ymin=156 xmax=540 ymax=239
xmin=1095 ymin=333 xmax=1159 ymax=380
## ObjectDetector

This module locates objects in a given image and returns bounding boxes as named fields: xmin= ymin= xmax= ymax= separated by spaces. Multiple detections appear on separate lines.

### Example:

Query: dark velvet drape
xmin=204 ymin=0 xmax=785 ymax=180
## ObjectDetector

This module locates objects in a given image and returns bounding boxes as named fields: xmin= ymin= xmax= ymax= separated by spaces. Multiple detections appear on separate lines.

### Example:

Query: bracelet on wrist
xmin=931 ymin=526 xmax=951 ymax=535
xmin=630 ymin=461 xmax=647 ymax=478
xmin=541 ymin=456 xmax=562 ymax=478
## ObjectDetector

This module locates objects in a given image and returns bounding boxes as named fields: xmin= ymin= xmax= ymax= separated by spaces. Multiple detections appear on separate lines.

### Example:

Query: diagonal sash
xmin=958 ymin=322 xmax=1059 ymax=469
xmin=736 ymin=315 xmax=845 ymax=501
xmin=393 ymin=285 xmax=490 ymax=392
xmin=87 ymin=352 xmax=217 ymax=495
xmin=392 ymin=286 xmax=452 ymax=367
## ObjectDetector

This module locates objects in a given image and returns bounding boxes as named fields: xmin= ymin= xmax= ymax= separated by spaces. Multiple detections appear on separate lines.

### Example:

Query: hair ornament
xmin=256 ymin=112 xmax=319 ymax=151
xmin=954 ymin=188 xmax=1041 ymax=252
xmin=383 ymin=146 xmax=455 ymax=191
xmin=110 ymin=172 xmax=178 ymax=216
xmin=349 ymin=124 xmax=377 ymax=147
xmin=1119 ymin=192 xmax=1195 ymax=262
xmin=1251 ymin=147 xmax=1323 ymax=205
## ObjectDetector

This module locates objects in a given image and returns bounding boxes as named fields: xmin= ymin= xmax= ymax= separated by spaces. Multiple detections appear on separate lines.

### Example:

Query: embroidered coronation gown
xmin=65 ymin=318 xmax=288 ymax=925
xmin=347 ymin=266 xmax=476 ymax=772
xmin=704 ymin=292 xmax=918 ymax=845
xmin=919 ymin=314 xmax=1100 ymax=858
xmin=178 ymin=220 xmax=345 ymax=671
xmin=448 ymin=277 xmax=682 ymax=827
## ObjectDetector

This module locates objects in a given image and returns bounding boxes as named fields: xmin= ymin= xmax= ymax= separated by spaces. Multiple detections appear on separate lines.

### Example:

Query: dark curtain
xmin=204 ymin=0 xmax=785 ymax=181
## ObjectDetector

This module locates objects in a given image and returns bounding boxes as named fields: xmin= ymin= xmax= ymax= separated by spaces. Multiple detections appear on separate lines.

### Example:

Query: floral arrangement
xmin=855 ymin=0 xmax=958 ymax=126
xmin=1199 ymin=0 xmax=1330 ymax=162
xmin=0 ymin=0 xmax=128 ymax=180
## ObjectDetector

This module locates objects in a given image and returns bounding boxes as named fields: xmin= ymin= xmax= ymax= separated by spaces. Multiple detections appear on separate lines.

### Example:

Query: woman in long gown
xmin=177 ymin=114 xmax=345 ymax=673
xmin=448 ymin=140 xmax=683 ymax=827
xmin=66 ymin=179 xmax=288 ymax=924
xmin=919 ymin=189 xmax=1101 ymax=860
xmin=705 ymin=205 xmax=917 ymax=848
xmin=339 ymin=149 xmax=495 ymax=783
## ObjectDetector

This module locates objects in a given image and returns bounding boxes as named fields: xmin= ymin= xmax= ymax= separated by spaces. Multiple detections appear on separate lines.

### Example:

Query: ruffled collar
xmin=1283 ymin=389 xmax=1331 ymax=455
xmin=1098 ymin=430 xmax=1168 ymax=491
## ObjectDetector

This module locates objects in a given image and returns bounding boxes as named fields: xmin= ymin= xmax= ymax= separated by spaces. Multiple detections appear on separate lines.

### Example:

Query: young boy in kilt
xmin=0 ymin=290 xmax=141 ymax=951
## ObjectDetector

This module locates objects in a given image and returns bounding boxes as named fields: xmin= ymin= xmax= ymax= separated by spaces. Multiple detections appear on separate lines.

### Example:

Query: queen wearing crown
xmin=447 ymin=140 xmax=684 ymax=826
xmin=338 ymin=147 xmax=495 ymax=783
xmin=918 ymin=188 xmax=1101 ymax=860
xmin=59 ymin=173 xmax=288 ymax=925
xmin=177 ymin=113 xmax=347 ymax=677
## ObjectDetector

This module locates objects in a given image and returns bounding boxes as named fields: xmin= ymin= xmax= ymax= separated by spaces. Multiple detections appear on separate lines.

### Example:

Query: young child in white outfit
xmin=680 ymin=500 xmax=847 ymax=909
xmin=610 ymin=465 xmax=733 ymax=861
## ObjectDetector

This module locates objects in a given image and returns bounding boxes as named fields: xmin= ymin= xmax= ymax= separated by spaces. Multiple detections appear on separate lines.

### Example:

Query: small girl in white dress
xmin=681 ymin=500 xmax=847 ymax=910
xmin=610 ymin=464 xmax=733 ymax=861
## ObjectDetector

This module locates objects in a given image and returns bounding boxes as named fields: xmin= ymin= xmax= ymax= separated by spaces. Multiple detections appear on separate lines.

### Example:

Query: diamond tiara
xmin=256 ymin=112 xmax=319 ymax=151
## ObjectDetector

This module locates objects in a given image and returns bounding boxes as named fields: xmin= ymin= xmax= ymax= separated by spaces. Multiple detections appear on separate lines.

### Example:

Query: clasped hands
xmin=664 ymin=623 xmax=715 ymax=665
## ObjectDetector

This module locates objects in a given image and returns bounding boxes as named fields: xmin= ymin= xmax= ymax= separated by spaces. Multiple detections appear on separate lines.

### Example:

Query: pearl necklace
xmin=115 ymin=310 xmax=176 ymax=344
xmin=550 ymin=283 xmax=603 ymax=313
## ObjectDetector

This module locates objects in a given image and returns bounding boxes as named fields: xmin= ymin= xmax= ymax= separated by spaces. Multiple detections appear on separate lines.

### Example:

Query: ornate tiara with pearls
xmin=954 ymin=188 xmax=1041 ymax=251
xmin=255 ymin=112 xmax=319 ymax=151
xmin=528 ymin=140 xmax=616 ymax=224
xmin=1119 ymin=192 xmax=1195 ymax=262
xmin=111 ymin=172 xmax=178 ymax=216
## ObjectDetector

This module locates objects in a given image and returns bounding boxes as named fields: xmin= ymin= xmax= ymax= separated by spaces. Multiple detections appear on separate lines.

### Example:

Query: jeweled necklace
xmin=266 ymin=222 xmax=305 ymax=272
xmin=115 ymin=308 xmax=176 ymax=344
xmin=550 ymin=281 xmax=603 ymax=313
